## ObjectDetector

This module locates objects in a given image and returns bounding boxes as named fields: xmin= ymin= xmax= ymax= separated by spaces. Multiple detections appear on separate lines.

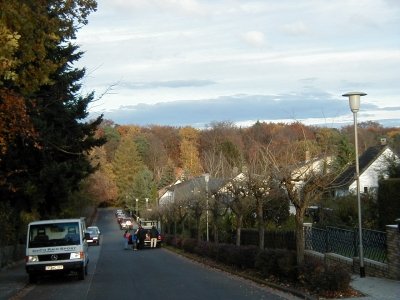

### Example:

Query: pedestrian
xmin=136 ymin=225 xmax=144 ymax=250
xmin=123 ymin=230 xmax=130 ymax=250
xmin=131 ymin=229 xmax=138 ymax=251
xmin=150 ymin=225 xmax=159 ymax=248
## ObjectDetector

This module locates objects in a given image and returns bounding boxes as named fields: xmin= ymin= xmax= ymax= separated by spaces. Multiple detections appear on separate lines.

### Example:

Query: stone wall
xmin=387 ymin=225 xmax=400 ymax=279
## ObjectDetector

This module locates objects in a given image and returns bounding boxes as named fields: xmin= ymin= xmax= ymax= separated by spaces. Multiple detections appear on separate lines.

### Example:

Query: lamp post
xmin=145 ymin=198 xmax=149 ymax=210
xmin=135 ymin=198 xmax=139 ymax=220
xmin=204 ymin=173 xmax=210 ymax=242
xmin=342 ymin=91 xmax=367 ymax=278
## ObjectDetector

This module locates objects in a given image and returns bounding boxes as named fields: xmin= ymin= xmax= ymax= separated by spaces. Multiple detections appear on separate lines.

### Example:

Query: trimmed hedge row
xmin=164 ymin=234 xmax=351 ymax=294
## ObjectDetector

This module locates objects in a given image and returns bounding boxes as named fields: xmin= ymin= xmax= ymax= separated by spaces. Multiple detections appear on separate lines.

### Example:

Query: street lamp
xmin=145 ymin=198 xmax=149 ymax=210
xmin=204 ymin=173 xmax=210 ymax=242
xmin=135 ymin=198 xmax=139 ymax=220
xmin=343 ymin=91 xmax=367 ymax=278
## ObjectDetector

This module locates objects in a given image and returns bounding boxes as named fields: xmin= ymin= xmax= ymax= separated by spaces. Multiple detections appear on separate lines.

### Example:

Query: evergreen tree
xmin=0 ymin=0 xmax=103 ymax=220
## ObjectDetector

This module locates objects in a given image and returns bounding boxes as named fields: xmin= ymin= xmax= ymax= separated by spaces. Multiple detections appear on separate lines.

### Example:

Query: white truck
xmin=25 ymin=218 xmax=90 ymax=283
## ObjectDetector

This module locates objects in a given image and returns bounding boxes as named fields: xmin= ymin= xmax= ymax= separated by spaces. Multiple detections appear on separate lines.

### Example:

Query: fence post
xmin=304 ymin=223 xmax=312 ymax=250
xmin=386 ymin=225 xmax=400 ymax=280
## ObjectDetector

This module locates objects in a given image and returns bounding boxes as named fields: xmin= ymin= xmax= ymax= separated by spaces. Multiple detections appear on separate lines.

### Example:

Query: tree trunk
xmin=236 ymin=215 xmax=243 ymax=246
xmin=257 ymin=200 xmax=265 ymax=249
xmin=181 ymin=218 xmax=185 ymax=235
xmin=174 ymin=221 xmax=177 ymax=238
xmin=213 ymin=223 xmax=219 ymax=244
xmin=295 ymin=207 xmax=305 ymax=266
xmin=196 ymin=216 xmax=201 ymax=242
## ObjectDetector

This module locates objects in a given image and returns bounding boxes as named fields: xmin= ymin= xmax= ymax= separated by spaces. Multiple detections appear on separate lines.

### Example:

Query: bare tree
xmin=209 ymin=192 xmax=229 ymax=244
xmin=223 ymin=176 xmax=254 ymax=246
xmin=266 ymin=141 xmax=335 ymax=265
xmin=187 ymin=187 xmax=206 ymax=242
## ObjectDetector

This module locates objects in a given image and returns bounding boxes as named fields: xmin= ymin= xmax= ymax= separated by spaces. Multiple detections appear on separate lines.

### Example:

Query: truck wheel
xmin=78 ymin=266 xmax=85 ymax=280
xmin=29 ymin=273 xmax=37 ymax=284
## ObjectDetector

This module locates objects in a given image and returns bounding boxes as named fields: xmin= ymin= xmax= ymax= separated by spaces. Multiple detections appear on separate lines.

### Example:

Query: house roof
xmin=331 ymin=144 xmax=389 ymax=188
xmin=163 ymin=176 xmax=228 ymax=202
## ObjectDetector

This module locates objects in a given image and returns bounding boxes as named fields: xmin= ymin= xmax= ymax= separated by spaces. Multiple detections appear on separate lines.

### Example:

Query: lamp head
xmin=204 ymin=173 xmax=210 ymax=183
xmin=342 ymin=92 xmax=367 ymax=113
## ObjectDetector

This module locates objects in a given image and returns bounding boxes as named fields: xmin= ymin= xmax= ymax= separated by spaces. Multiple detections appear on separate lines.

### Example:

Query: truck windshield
xmin=29 ymin=222 xmax=81 ymax=248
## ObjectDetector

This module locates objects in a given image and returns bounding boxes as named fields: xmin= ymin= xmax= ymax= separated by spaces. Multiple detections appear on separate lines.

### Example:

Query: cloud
xmin=89 ymin=92 xmax=394 ymax=128
xmin=242 ymin=31 xmax=266 ymax=47
xmin=281 ymin=21 xmax=309 ymax=36
xmin=110 ymin=0 xmax=208 ymax=16
xmin=120 ymin=80 xmax=216 ymax=89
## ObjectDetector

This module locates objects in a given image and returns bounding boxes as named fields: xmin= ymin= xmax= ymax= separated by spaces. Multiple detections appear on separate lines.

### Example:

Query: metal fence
xmin=305 ymin=226 xmax=387 ymax=263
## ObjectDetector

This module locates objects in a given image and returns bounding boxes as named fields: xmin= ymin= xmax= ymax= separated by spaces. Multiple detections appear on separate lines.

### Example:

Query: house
xmin=158 ymin=179 xmax=181 ymax=207
xmin=158 ymin=176 xmax=227 ymax=207
xmin=331 ymin=139 xmax=399 ymax=197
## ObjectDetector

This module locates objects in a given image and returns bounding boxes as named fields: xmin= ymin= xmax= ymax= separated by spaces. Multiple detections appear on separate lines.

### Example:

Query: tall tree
xmin=179 ymin=127 xmax=202 ymax=177
xmin=112 ymin=135 xmax=143 ymax=206
xmin=0 ymin=0 xmax=103 ymax=220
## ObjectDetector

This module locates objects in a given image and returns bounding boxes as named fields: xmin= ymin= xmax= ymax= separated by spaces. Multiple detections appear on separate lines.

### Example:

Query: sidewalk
xmin=337 ymin=275 xmax=400 ymax=300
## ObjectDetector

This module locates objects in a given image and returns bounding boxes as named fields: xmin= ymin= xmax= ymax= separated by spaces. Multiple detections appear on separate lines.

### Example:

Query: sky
xmin=75 ymin=0 xmax=400 ymax=128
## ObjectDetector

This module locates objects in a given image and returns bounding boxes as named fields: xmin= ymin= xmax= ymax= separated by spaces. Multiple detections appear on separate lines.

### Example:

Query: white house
xmin=331 ymin=141 xmax=399 ymax=197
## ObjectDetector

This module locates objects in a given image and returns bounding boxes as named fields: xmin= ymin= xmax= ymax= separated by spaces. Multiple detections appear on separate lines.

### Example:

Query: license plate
xmin=45 ymin=265 xmax=64 ymax=271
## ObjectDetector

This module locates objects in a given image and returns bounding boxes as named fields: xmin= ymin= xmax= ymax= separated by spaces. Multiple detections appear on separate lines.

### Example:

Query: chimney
xmin=380 ymin=137 xmax=387 ymax=146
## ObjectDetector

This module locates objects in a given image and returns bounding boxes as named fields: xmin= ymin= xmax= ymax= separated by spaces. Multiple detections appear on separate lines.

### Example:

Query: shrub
xmin=255 ymin=249 xmax=297 ymax=280
xmin=300 ymin=260 xmax=351 ymax=293
xmin=236 ymin=245 xmax=260 ymax=269
xmin=182 ymin=238 xmax=197 ymax=253
xmin=216 ymin=243 xmax=235 ymax=265
xmin=166 ymin=235 xmax=183 ymax=248
xmin=195 ymin=241 xmax=219 ymax=259
xmin=164 ymin=234 xmax=174 ymax=246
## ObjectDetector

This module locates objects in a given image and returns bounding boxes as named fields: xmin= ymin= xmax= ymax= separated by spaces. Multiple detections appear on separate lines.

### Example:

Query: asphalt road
xmin=16 ymin=208 xmax=298 ymax=300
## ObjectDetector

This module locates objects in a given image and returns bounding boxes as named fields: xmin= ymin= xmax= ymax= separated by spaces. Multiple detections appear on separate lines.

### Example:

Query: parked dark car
xmin=86 ymin=226 xmax=101 ymax=245
xmin=139 ymin=228 xmax=163 ymax=248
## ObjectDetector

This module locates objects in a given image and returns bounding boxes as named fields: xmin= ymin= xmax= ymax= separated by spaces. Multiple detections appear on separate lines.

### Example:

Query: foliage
xmin=240 ymin=228 xmax=296 ymax=250
xmin=0 ymin=89 xmax=37 ymax=156
xmin=194 ymin=240 xmax=219 ymax=259
xmin=86 ymin=146 xmax=118 ymax=206
xmin=131 ymin=166 xmax=158 ymax=209
xmin=0 ymin=201 xmax=17 ymax=246
xmin=167 ymin=236 xmax=352 ymax=295
xmin=181 ymin=238 xmax=198 ymax=253
xmin=112 ymin=135 xmax=143 ymax=204
xmin=158 ymin=162 xmax=176 ymax=188
xmin=179 ymin=127 xmax=202 ymax=177
xmin=0 ymin=0 xmax=103 ymax=224
xmin=332 ymin=135 xmax=355 ymax=172
xmin=317 ymin=194 xmax=379 ymax=229
xmin=299 ymin=259 xmax=351 ymax=293
xmin=255 ymin=249 xmax=297 ymax=280
xmin=377 ymin=179 xmax=400 ymax=229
